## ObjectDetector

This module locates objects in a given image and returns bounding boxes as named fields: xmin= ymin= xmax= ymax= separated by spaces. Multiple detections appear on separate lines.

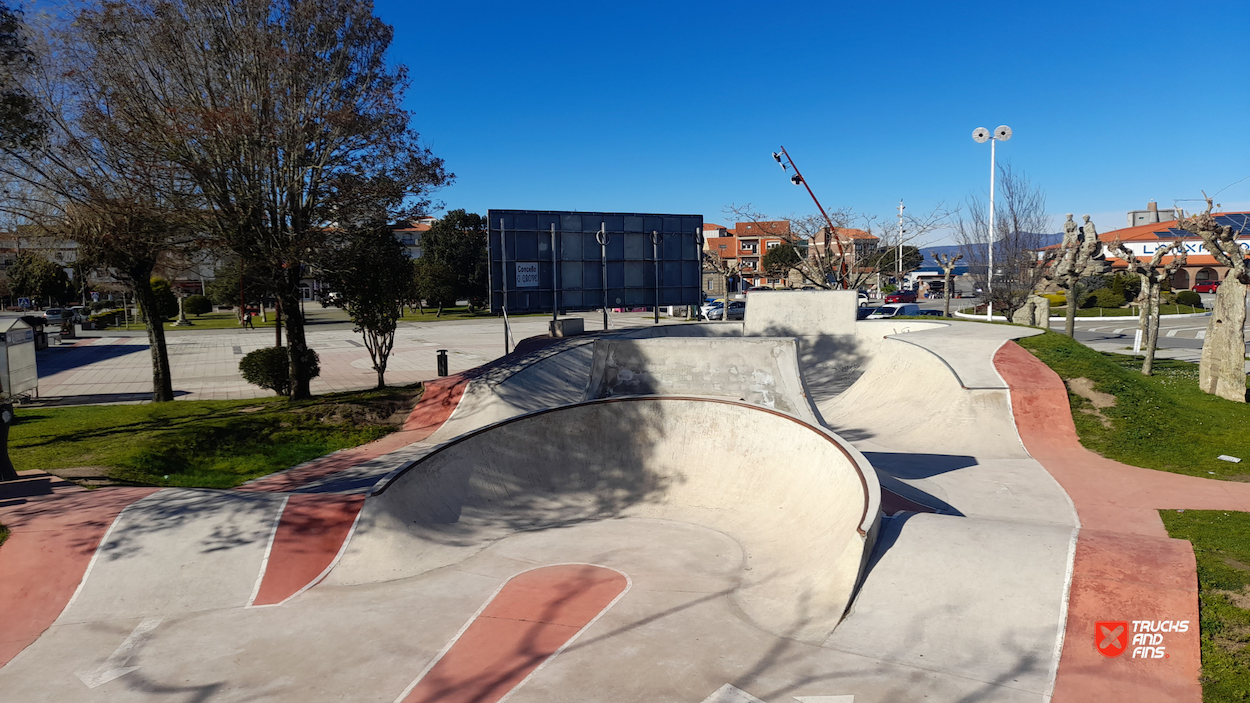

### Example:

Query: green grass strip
xmin=1159 ymin=510 xmax=1250 ymax=701
xmin=9 ymin=387 xmax=410 ymax=488
xmin=1016 ymin=332 xmax=1250 ymax=480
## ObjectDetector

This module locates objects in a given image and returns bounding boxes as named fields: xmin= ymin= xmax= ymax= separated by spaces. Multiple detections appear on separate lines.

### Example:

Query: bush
xmin=183 ymin=294 xmax=212 ymax=316
xmin=1039 ymin=292 xmax=1068 ymax=307
xmin=1081 ymin=288 xmax=1125 ymax=309
xmin=1175 ymin=290 xmax=1203 ymax=307
xmin=239 ymin=347 xmax=320 ymax=396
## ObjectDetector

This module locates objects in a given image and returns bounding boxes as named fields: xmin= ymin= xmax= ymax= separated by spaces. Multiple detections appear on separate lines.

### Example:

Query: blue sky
xmin=379 ymin=0 xmax=1250 ymax=243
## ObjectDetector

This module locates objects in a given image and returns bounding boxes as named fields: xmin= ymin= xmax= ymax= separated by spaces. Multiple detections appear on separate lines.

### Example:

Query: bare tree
xmin=954 ymin=164 xmax=1054 ymax=319
xmin=723 ymin=203 xmax=949 ymax=292
xmin=1048 ymin=214 xmax=1112 ymax=337
xmin=70 ymin=0 xmax=449 ymax=400
xmin=0 ymin=14 xmax=197 ymax=402
xmin=932 ymin=252 xmax=962 ymax=317
xmin=1178 ymin=195 xmax=1248 ymax=402
xmin=1112 ymin=238 xmax=1186 ymax=376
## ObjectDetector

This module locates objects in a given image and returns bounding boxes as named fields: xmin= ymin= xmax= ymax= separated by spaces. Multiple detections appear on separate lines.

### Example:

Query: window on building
xmin=706 ymin=281 xmax=713 ymax=290
xmin=766 ymin=241 xmax=780 ymax=250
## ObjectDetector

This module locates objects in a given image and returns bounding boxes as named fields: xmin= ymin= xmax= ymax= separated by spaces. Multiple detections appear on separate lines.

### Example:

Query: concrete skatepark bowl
xmin=0 ymin=290 xmax=1216 ymax=702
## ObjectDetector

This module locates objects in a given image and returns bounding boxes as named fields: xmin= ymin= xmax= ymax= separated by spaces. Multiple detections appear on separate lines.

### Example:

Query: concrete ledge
xmin=548 ymin=317 xmax=584 ymax=337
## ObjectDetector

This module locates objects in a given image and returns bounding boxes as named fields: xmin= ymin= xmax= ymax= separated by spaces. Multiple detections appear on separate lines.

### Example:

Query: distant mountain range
xmin=918 ymin=232 xmax=1064 ymax=267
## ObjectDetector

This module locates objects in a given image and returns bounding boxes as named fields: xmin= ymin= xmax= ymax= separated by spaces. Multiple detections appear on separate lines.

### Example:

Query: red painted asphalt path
xmin=251 ymin=494 xmax=365 ymax=607
xmin=400 ymin=565 xmax=629 ymax=703
xmin=0 ymin=485 xmax=158 ymax=666
xmin=0 ymin=339 xmax=532 ymax=668
xmin=995 ymin=341 xmax=1250 ymax=703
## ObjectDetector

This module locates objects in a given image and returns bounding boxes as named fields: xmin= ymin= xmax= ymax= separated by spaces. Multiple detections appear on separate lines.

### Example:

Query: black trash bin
xmin=436 ymin=349 xmax=448 ymax=377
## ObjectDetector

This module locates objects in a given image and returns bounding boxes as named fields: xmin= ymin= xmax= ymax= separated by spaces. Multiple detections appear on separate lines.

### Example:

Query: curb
xmin=954 ymin=311 xmax=1210 ymax=323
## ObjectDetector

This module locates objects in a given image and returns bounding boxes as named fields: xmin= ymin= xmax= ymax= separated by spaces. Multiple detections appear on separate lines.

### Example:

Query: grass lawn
xmin=1052 ymin=305 xmax=1206 ymax=317
xmin=1016 ymin=331 xmax=1250 ymax=479
xmin=10 ymin=385 xmax=421 ymax=488
xmin=162 ymin=311 xmax=278 ymax=330
xmin=1159 ymin=510 xmax=1250 ymax=701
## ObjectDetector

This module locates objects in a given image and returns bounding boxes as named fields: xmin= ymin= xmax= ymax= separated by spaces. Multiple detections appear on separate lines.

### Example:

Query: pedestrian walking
xmin=242 ymin=311 xmax=254 ymax=329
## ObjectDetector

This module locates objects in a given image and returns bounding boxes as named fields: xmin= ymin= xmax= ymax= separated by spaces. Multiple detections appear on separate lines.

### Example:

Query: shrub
xmin=239 ymin=347 xmax=320 ymax=396
xmin=1175 ymin=290 xmax=1202 ymax=307
xmin=1039 ymin=292 xmax=1068 ymax=307
xmin=1081 ymin=288 xmax=1125 ymax=309
xmin=183 ymin=294 xmax=212 ymax=316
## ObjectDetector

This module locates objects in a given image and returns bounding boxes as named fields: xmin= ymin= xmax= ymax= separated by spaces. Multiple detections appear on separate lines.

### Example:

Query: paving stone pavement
xmin=31 ymin=312 xmax=684 ymax=404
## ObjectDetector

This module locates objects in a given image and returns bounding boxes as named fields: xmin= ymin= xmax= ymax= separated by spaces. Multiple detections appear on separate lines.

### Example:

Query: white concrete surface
xmin=335 ymin=396 xmax=880 ymax=644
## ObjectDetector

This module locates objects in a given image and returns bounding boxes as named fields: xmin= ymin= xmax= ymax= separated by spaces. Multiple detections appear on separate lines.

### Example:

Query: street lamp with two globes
xmin=972 ymin=125 xmax=1011 ymax=319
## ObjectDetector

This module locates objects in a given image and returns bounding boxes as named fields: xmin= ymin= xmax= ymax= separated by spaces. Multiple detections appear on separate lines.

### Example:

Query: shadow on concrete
xmin=26 ymin=391 xmax=190 ymax=407
xmin=861 ymin=451 xmax=979 ymax=480
xmin=36 ymin=342 xmax=148 ymax=376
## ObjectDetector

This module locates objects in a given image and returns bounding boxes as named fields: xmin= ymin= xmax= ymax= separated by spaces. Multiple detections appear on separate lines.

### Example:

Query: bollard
xmin=437 ymin=349 xmax=448 ymax=377
xmin=0 ymin=403 xmax=16 ymax=481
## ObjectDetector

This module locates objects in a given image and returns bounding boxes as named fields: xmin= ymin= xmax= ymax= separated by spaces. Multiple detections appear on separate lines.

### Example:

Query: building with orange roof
xmin=1097 ymin=208 xmax=1250 ymax=290
xmin=701 ymin=220 xmax=880 ymax=294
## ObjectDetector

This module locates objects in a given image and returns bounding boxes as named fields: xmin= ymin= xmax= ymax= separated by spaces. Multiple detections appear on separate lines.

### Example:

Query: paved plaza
xmin=28 ymin=311 xmax=680 ymax=404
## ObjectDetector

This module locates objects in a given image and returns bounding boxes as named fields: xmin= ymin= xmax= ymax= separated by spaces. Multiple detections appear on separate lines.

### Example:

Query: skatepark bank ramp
xmin=334 ymin=396 xmax=880 ymax=643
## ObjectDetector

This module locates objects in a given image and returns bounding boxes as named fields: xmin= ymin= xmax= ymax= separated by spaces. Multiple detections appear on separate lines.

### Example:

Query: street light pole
xmin=773 ymin=147 xmax=849 ymax=289
xmin=988 ymin=137 xmax=996 ymax=320
xmin=973 ymin=125 xmax=1012 ymax=320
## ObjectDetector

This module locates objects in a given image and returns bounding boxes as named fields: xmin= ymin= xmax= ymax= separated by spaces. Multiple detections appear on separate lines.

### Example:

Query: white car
xmin=42 ymin=308 xmax=65 ymax=324
xmin=866 ymin=303 xmax=921 ymax=319
xmin=858 ymin=292 xmax=870 ymax=307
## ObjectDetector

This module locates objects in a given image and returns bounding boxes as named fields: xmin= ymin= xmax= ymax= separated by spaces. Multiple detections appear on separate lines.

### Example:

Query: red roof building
xmin=1097 ymin=211 xmax=1250 ymax=290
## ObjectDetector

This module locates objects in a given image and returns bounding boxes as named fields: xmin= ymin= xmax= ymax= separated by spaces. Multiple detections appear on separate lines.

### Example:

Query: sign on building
xmin=487 ymin=210 xmax=704 ymax=314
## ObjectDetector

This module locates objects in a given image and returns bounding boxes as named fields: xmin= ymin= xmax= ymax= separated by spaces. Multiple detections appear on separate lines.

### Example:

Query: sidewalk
xmin=29 ymin=313 xmax=687 ymax=405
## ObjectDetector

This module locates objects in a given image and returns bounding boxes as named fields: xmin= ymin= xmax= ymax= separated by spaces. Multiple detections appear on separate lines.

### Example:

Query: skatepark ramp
xmin=584 ymin=337 xmax=821 ymax=423
xmin=335 ymin=396 xmax=880 ymax=643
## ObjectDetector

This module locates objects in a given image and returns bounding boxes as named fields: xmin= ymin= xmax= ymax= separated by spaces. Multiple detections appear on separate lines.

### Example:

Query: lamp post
xmin=772 ymin=147 xmax=848 ymax=289
xmin=972 ymin=125 xmax=1012 ymax=319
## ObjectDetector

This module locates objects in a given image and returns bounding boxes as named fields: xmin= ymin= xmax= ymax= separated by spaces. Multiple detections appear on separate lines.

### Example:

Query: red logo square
xmin=1096 ymin=621 xmax=1128 ymax=657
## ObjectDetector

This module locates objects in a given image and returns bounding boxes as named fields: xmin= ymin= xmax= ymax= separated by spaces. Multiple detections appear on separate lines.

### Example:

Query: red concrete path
xmin=0 ymin=485 xmax=157 ymax=667
xmin=401 ymin=565 xmax=629 ymax=703
xmin=995 ymin=341 xmax=1250 ymax=703
xmin=251 ymin=494 xmax=365 ymax=606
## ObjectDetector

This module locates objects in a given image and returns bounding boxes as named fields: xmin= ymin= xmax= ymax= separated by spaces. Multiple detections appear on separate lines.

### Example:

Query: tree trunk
xmin=1064 ymin=284 xmax=1078 ymax=338
xmin=1198 ymin=280 xmax=1248 ymax=402
xmin=943 ymin=272 xmax=952 ymax=317
xmin=1142 ymin=283 xmax=1161 ymax=376
xmin=277 ymin=275 xmax=312 ymax=400
xmin=132 ymin=275 xmax=175 ymax=402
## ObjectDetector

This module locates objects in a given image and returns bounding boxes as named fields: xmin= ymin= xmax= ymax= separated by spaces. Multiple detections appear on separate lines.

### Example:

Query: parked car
xmin=1193 ymin=281 xmax=1220 ymax=294
xmin=42 ymin=308 xmax=65 ymax=324
xmin=708 ymin=300 xmax=745 ymax=320
xmin=700 ymin=300 xmax=725 ymax=320
xmin=918 ymin=309 xmax=945 ymax=317
xmin=866 ymin=303 xmax=921 ymax=319
xmin=883 ymin=290 xmax=917 ymax=304
xmin=69 ymin=306 xmax=87 ymax=323
xmin=856 ymin=307 xmax=876 ymax=320
xmin=857 ymin=292 xmax=870 ymax=307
